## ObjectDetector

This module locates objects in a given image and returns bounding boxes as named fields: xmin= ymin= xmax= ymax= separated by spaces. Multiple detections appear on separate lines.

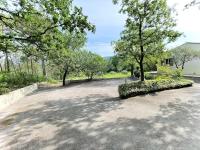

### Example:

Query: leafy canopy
xmin=113 ymin=0 xmax=181 ymax=81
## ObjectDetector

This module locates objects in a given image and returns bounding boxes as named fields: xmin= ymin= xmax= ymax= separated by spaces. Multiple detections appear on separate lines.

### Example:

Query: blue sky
xmin=74 ymin=0 xmax=200 ymax=57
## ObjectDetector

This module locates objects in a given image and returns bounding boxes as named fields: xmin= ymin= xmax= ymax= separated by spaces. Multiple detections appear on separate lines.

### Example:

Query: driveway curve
xmin=0 ymin=79 xmax=200 ymax=150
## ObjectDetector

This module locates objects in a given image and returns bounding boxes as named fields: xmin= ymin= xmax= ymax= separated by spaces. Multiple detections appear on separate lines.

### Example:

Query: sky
xmin=74 ymin=0 xmax=200 ymax=57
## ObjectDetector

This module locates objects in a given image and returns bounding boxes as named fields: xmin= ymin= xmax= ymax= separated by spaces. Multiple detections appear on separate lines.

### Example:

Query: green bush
xmin=157 ymin=65 xmax=183 ymax=79
xmin=0 ymin=72 xmax=46 ymax=95
xmin=110 ymin=71 xmax=116 ymax=74
xmin=0 ymin=72 xmax=39 ymax=88
xmin=118 ymin=79 xmax=193 ymax=99
xmin=145 ymin=72 xmax=155 ymax=80
xmin=122 ymin=70 xmax=128 ymax=74
xmin=0 ymin=87 xmax=10 ymax=95
xmin=172 ymin=69 xmax=183 ymax=78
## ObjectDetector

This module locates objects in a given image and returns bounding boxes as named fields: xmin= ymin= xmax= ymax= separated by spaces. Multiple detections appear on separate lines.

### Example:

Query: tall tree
xmin=48 ymin=31 xmax=87 ymax=86
xmin=79 ymin=51 xmax=107 ymax=80
xmin=113 ymin=0 xmax=181 ymax=81
xmin=0 ymin=0 xmax=95 ymax=83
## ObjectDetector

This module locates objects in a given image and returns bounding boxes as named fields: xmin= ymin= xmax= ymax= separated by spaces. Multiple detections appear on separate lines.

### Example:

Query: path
xmin=0 ymin=79 xmax=200 ymax=150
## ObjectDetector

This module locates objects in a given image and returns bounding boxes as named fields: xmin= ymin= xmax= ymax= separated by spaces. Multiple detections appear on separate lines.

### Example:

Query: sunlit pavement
xmin=0 ymin=79 xmax=200 ymax=150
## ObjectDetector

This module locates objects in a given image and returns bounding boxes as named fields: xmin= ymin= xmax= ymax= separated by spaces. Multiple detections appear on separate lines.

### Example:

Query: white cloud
xmin=75 ymin=0 xmax=200 ymax=55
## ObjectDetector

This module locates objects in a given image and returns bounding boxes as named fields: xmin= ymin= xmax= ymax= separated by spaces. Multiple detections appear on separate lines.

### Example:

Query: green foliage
xmin=157 ymin=65 xmax=183 ymax=79
xmin=122 ymin=70 xmax=128 ymax=74
xmin=106 ymin=55 xmax=131 ymax=72
xmin=0 ymin=0 xmax=95 ymax=87
xmin=144 ymin=72 xmax=155 ymax=80
xmin=0 ymin=87 xmax=10 ymax=95
xmin=134 ymin=67 xmax=140 ymax=78
xmin=113 ymin=0 xmax=181 ymax=81
xmin=0 ymin=72 xmax=45 ymax=95
xmin=80 ymin=51 xmax=107 ymax=80
xmin=0 ymin=0 xmax=95 ymax=43
xmin=118 ymin=79 xmax=193 ymax=99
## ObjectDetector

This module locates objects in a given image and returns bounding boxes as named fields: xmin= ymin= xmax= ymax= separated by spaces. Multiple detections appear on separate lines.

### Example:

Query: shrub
xmin=172 ymin=69 xmax=183 ymax=78
xmin=0 ymin=87 xmax=10 ymax=95
xmin=157 ymin=65 xmax=173 ymax=77
xmin=118 ymin=79 xmax=193 ymax=99
xmin=145 ymin=72 xmax=155 ymax=80
xmin=157 ymin=65 xmax=183 ymax=79
xmin=134 ymin=67 xmax=140 ymax=78
xmin=122 ymin=70 xmax=128 ymax=74
xmin=0 ymin=72 xmax=46 ymax=95
xmin=110 ymin=71 xmax=116 ymax=74
xmin=0 ymin=72 xmax=39 ymax=88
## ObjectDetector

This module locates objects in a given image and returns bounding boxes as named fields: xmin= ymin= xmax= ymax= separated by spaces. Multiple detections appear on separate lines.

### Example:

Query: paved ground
xmin=0 ymin=79 xmax=200 ymax=150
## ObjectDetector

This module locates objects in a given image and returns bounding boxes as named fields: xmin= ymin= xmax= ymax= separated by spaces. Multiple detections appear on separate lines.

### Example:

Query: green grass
xmin=69 ymin=72 xmax=131 ymax=80
xmin=100 ymin=72 xmax=131 ymax=79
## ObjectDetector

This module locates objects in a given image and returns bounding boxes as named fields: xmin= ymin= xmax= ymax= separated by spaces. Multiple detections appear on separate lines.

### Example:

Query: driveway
xmin=0 ymin=79 xmax=200 ymax=150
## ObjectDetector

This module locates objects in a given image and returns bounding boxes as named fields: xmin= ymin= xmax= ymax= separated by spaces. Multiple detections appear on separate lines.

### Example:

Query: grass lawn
xmin=100 ymin=72 xmax=131 ymax=79
xmin=69 ymin=72 xmax=131 ymax=80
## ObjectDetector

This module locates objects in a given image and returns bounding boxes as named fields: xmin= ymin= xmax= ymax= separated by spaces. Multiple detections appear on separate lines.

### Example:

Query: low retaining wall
xmin=0 ymin=84 xmax=38 ymax=109
xmin=184 ymin=75 xmax=200 ymax=83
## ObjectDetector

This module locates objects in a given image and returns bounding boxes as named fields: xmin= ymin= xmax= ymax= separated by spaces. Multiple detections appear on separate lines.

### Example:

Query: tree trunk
xmin=139 ymin=20 xmax=145 ymax=82
xmin=41 ymin=59 xmax=46 ymax=77
xmin=5 ymin=51 xmax=10 ymax=72
xmin=140 ymin=59 xmax=145 ymax=81
xmin=181 ymin=62 xmax=185 ymax=70
xmin=30 ymin=58 xmax=34 ymax=75
xmin=62 ymin=68 xmax=68 ymax=86
xmin=0 ymin=64 xmax=3 ymax=72
xmin=10 ymin=57 xmax=16 ymax=74
xmin=26 ymin=59 xmax=30 ymax=73
xmin=131 ymin=64 xmax=134 ymax=76
xmin=90 ymin=73 xmax=94 ymax=80
xmin=18 ymin=63 xmax=22 ymax=73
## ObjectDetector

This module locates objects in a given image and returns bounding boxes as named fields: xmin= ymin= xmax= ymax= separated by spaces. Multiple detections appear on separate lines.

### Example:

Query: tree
xmin=79 ymin=51 xmax=107 ymax=80
xmin=113 ymin=0 xmax=181 ymax=81
xmin=0 ymin=38 xmax=17 ymax=72
xmin=171 ymin=47 xmax=199 ymax=69
xmin=48 ymin=31 xmax=87 ymax=86
xmin=0 ymin=0 xmax=95 ymax=43
xmin=0 ymin=0 xmax=95 ymax=85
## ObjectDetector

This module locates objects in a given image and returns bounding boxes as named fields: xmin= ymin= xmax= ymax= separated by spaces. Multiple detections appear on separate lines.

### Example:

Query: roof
xmin=176 ymin=42 xmax=200 ymax=51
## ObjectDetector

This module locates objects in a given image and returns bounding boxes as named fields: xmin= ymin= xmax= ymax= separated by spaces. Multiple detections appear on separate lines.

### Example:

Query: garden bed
xmin=118 ymin=79 xmax=193 ymax=99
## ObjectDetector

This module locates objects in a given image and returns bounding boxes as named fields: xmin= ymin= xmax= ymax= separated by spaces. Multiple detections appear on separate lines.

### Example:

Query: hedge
xmin=118 ymin=79 xmax=193 ymax=99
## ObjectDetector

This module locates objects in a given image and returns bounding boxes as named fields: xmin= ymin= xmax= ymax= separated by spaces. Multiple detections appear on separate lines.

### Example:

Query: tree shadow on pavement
xmin=0 ymin=94 xmax=200 ymax=150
